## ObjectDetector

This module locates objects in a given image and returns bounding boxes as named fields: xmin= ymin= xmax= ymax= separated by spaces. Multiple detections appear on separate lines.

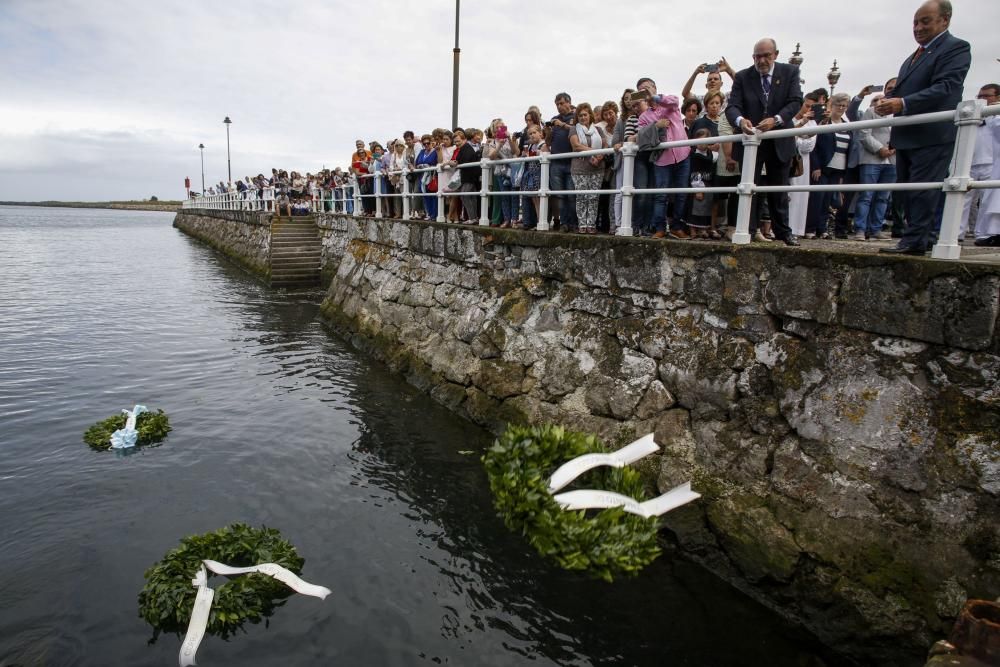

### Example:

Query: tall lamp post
xmin=827 ymin=60 xmax=841 ymax=97
xmin=223 ymin=116 xmax=232 ymax=184
xmin=789 ymin=43 xmax=805 ymax=86
xmin=451 ymin=1 xmax=460 ymax=129
xmin=198 ymin=143 xmax=205 ymax=195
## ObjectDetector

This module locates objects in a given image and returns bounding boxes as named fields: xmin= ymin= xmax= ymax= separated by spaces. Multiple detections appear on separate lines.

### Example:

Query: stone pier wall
xmin=315 ymin=213 xmax=1000 ymax=665
xmin=173 ymin=210 xmax=272 ymax=278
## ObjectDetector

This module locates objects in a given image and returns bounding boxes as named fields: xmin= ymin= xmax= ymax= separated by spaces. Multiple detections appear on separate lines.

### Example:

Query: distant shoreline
xmin=0 ymin=200 xmax=181 ymax=212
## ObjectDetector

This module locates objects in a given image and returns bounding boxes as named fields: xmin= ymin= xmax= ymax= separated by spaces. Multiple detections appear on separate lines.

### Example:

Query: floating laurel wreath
xmin=82 ymin=409 xmax=171 ymax=451
xmin=138 ymin=523 xmax=305 ymax=640
xmin=482 ymin=424 xmax=661 ymax=582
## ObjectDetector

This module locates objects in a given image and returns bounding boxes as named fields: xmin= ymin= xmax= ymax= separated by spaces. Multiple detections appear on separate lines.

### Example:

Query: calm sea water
xmin=0 ymin=206 xmax=844 ymax=667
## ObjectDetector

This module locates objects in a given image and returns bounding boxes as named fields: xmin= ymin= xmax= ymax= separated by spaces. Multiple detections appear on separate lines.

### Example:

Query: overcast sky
xmin=1 ymin=0 xmax=997 ymax=202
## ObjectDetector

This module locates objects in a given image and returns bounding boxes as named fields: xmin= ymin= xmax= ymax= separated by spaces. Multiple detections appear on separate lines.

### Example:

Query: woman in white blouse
xmin=789 ymin=96 xmax=819 ymax=237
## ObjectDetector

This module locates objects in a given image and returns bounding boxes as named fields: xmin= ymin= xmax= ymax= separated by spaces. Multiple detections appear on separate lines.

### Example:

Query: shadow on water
xmin=183 ymin=222 xmax=855 ymax=666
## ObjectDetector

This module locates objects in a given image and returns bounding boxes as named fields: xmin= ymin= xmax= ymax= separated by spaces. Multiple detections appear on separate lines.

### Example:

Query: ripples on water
xmin=0 ymin=206 xmax=844 ymax=666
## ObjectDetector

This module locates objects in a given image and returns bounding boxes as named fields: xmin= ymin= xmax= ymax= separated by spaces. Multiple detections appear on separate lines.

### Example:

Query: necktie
xmin=762 ymin=74 xmax=771 ymax=98
xmin=910 ymin=46 xmax=925 ymax=65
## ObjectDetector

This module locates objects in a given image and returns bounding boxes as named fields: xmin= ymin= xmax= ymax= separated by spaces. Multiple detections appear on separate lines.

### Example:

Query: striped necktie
xmin=910 ymin=46 xmax=925 ymax=65
xmin=762 ymin=74 xmax=771 ymax=99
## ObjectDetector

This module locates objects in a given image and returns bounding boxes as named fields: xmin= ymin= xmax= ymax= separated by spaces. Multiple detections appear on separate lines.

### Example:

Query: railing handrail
xmin=184 ymin=98 xmax=997 ymax=260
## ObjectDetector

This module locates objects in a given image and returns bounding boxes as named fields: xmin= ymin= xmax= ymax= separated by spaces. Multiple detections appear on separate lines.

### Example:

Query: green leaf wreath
xmin=138 ymin=523 xmax=305 ymax=640
xmin=483 ymin=424 xmax=661 ymax=582
xmin=82 ymin=409 xmax=171 ymax=451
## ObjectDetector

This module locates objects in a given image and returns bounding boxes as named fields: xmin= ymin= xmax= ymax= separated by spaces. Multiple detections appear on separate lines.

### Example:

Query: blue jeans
xmin=854 ymin=163 xmax=896 ymax=236
xmin=549 ymin=158 xmax=577 ymax=229
xmin=652 ymin=158 xmax=691 ymax=233
xmin=632 ymin=157 xmax=652 ymax=233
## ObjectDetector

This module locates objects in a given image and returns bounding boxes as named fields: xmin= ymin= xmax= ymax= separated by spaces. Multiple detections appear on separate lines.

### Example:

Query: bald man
xmin=725 ymin=37 xmax=803 ymax=245
xmin=877 ymin=0 xmax=971 ymax=255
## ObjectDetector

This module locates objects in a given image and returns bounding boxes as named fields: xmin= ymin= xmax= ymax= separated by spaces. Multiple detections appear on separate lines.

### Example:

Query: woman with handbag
xmin=415 ymin=134 xmax=438 ymax=221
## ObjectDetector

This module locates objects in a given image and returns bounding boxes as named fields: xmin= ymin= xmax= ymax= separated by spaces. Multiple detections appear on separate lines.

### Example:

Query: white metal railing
xmin=184 ymin=99 xmax=1000 ymax=260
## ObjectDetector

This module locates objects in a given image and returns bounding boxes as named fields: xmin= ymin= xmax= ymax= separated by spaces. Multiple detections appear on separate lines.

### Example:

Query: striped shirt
xmin=829 ymin=123 xmax=851 ymax=171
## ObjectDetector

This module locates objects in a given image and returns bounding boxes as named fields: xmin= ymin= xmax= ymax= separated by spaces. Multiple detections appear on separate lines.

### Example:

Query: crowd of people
xmin=192 ymin=1 xmax=999 ymax=249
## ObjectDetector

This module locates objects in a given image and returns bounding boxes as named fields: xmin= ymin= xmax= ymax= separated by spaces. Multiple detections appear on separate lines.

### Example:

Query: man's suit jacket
xmin=890 ymin=30 xmax=971 ymax=150
xmin=725 ymin=62 xmax=803 ymax=163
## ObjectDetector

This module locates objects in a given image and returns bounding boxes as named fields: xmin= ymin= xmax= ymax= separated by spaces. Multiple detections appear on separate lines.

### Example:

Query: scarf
xmin=575 ymin=122 xmax=603 ymax=150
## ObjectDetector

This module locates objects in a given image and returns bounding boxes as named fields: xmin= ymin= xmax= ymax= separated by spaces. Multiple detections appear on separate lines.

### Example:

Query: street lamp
xmin=198 ymin=143 xmax=205 ymax=195
xmin=789 ymin=42 xmax=805 ymax=86
xmin=451 ymin=0 xmax=460 ymax=129
xmin=827 ymin=60 xmax=841 ymax=97
xmin=223 ymin=116 xmax=232 ymax=184
xmin=789 ymin=42 xmax=803 ymax=67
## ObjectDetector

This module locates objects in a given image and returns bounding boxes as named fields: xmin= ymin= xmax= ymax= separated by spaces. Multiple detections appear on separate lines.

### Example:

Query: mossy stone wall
xmin=316 ymin=213 xmax=1000 ymax=666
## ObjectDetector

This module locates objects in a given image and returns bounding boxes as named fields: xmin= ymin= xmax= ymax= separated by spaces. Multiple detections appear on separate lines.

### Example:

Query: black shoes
xmin=780 ymin=236 xmax=801 ymax=246
xmin=878 ymin=245 xmax=927 ymax=256
xmin=973 ymin=235 xmax=1000 ymax=247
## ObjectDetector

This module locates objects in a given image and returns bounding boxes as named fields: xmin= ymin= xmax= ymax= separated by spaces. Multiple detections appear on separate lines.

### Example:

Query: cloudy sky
xmin=1 ymin=0 xmax=997 ymax=202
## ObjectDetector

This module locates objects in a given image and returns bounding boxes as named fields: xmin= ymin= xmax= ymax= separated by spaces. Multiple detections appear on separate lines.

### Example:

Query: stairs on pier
xmin=269 ymin=215 xmax=321 ymax=287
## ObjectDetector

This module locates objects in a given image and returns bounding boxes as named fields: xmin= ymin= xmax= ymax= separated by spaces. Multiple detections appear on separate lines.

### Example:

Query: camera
xmin=811 ymin=103 xmax=827 ymax=120
xmin=704 ymin=63 xmax=719 ymax=73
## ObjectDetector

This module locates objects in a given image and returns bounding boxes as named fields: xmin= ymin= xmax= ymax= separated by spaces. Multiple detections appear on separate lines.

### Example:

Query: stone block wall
xmin=173 ymin=210 xmax=272 ymax=278
xmin=316 ymin=213 xmax=1000 ymax=665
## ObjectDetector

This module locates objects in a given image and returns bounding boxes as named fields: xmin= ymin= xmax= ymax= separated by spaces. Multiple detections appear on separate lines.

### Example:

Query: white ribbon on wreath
xmin=179 ymin=559 xmax=331 ymax=667
xmin=547 ymin=433 xmax=700 ymax=519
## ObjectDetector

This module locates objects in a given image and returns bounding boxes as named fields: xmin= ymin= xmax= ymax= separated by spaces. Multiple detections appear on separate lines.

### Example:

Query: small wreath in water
xmin=138 ymin=523 xmax=305 ymax=640
xmin=82 ymin=409 xmax=171 ymax=451
xmin=482 ymin=424 xmax=661 ymax=582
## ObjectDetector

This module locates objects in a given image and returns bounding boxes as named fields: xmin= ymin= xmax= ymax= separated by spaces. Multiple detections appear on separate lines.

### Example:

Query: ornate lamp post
xmin=789 ymin=42 xmax=805 ymax=86
xmin=827 ymin=60 xmax=841 ymax=97
xmin=198 ymin=143 xmax=205 ymax=195
xmin=223 ymin=116 xmax=232 ymax=184
xmin=789 ymin=42 xmax=803 ymax=67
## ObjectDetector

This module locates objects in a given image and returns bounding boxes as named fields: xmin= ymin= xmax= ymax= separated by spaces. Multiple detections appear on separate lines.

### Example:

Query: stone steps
xmin=269 ymin=215 xmax=321 ymax=287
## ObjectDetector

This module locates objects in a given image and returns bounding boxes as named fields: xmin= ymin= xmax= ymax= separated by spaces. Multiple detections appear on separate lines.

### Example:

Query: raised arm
xmin=681 ymin=63 xmax=706 ymax=100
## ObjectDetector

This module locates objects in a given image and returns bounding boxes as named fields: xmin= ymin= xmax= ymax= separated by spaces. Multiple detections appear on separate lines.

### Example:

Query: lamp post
xmin=223 ymin=116 xmax=232 ymax=184
xmin=451 ymin=0 xmax=460 ymax=129
xmin=198 ymin=143 xmax=205 ymax=195
xmin=789 ymin=42 xmax=805 ymax=86
xmin=789 ymin=42 xmax=803 ymax=67
xmin=827 ymin=60 xmax=841 ymax=97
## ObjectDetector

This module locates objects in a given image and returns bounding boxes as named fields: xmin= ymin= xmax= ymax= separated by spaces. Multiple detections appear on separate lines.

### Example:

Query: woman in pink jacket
xmin=636 ymin=78 xmax=693 ymax=239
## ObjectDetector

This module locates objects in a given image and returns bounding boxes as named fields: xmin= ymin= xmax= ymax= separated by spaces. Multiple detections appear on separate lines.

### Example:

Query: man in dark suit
xmin=726 ymin=38 xmax=803 ymax=246
xmin=877 ymin=0 xmax=971 ymax=255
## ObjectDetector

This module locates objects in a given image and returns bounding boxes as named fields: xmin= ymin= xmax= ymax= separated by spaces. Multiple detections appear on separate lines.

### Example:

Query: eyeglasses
xmin=752 ymin=52 xmax=775 ymax=60
xmin=421 ymin=141 xmax=430 ymax=146
xmin=977 ymin=94 xmax=995 ymax=100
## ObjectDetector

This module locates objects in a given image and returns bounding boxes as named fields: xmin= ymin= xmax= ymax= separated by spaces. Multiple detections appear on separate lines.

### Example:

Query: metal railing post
xmin=479 ymin=159 xmax=491 ymax=226
xmin=619 ymin=143 xmax=637 ymax=237
xmin=537 ymin=155 xmax=551 ymax=232
xmin=436 ymin=164 xmax=446 ymax=222
xmin=932 ymin=99 xmax=985 ymax=260
xmin=401 ymin=167 xmax=411 ymax=220
xmin=374 ymin=173 xmax=383 ymax=218
xmin=353 ymin=178 xmax=361 ymax=216
xmin=732 ymin=133 xmax=760 ymax=245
